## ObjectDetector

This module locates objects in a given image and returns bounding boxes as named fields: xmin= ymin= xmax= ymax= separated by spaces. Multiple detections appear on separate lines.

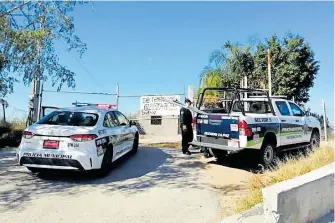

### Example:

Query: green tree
xmin=198 ymin=42 xmax=255 ymax=95
xmin=0 ymin=1 xmax=87 ymax=97
xmin=199 ymin=33 xmax=320 ymax=104
xmin=253 ymin=33 xmax=320 ymax=103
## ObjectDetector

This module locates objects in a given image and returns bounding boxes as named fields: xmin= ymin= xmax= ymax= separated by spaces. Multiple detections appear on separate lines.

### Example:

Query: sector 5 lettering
xmin=255 ymin=118 xmax=271 ymax=123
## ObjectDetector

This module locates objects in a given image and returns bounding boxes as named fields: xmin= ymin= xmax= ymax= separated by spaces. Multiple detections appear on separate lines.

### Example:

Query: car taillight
xmin=238 ymin=120 xmax=252 ymax=136
xmin=70 ymin=134 xmax=98 ymax=142
xmin=23 ymin=131 xmax=34 ymax=139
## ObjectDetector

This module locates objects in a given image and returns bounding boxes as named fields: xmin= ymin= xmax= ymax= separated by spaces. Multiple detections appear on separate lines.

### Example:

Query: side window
xmin=275 ymin=101 xmax=291 ymax=116
xmin=289 ymin=102 xmax=304 ymax=116
xmin=103 ymin=114 xmax=112 ymax=127
xmin=103 ymin=112 xmax=118 ymax=127
xmin=114 ymin=111 xmax=129 ymax=126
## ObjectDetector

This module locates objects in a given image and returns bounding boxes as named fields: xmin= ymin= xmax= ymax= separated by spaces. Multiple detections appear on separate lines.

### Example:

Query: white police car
xmin=17 ymin=105 xmax=139 ymax=175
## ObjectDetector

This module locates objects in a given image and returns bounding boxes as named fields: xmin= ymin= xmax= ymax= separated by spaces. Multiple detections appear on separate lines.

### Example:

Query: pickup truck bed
xmin=189 ymin=88 xmax=321 ymax=167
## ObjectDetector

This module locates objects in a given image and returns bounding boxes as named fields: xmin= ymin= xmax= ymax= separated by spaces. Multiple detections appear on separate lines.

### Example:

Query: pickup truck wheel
xmin=260 ymin=143 xmax=276 ymax=168
xmin=310 ymin=131 xmax=320 ymax=150
xmin=212 ymin=149 xmax=228 ymax=161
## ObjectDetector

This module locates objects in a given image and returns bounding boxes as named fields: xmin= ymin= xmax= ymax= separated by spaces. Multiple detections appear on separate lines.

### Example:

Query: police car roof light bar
xmin=72 ymin=102 xmax=117 ymax=109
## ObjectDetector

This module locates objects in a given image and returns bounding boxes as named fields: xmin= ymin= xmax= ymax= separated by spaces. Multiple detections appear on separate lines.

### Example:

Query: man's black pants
xmin=181 ymin=125 xmax=193 ymax=153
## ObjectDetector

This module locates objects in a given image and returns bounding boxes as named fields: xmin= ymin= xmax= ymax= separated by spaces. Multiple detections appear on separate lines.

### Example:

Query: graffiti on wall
xmin=140 ymin=95 xmax=181 ymax=116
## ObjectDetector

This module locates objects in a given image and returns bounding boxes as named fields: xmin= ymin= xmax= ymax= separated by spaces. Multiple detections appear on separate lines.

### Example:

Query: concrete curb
xmin=262 ymin=163 xmax=334 ymax=223
xmin=220 ymin=203 xmax=264 ymax=223
xmin=220 ymin=163 xmax=335 ymax=223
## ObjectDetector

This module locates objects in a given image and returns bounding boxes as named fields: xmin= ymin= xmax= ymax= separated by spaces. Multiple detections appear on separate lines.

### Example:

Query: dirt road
xmin=0 ymin=147 xmax=223 ymax=223
xmin=0 ymin=146 xmax=255 ymax=223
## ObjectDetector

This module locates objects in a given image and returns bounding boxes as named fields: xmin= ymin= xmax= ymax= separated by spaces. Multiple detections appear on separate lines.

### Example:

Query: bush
xmin=235 ymin=142 xmax=334 ymax=213
xmin=0 ymin=119 xmax=25 ymax=148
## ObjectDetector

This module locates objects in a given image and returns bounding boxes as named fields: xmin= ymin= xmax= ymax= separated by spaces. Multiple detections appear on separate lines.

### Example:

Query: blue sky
xmin=4 ymin=1 xmax=334 ymax=123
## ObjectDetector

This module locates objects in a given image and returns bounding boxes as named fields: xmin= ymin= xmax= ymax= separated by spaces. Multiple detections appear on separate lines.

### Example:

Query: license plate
xmin=43 ymin=140 xmax=59 ymax=149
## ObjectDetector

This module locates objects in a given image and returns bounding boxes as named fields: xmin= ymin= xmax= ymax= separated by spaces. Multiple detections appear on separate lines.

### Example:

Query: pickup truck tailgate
xmin=195 ymin=114 xmax=240 ymax=149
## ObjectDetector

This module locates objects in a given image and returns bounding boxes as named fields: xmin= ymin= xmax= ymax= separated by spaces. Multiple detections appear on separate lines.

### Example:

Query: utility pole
xmin=322 ymin=98 xmax=328 ymax=141
xmin=28 ymin=12 xmax=44 ymax=125
xmin=0 ymin=99 xmax=5 ymax=122
xmin=267 ymin=49 xmax=272 ymax=96
xmin=116 ymin=83 xmax=119 ymax=110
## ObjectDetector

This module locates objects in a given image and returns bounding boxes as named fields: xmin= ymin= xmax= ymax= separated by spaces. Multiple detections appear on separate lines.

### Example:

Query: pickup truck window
xmin=275 ymin=101 xmax=290 ymax=116
xmin=288 ymin=102 xmax=304 ymax=116
xmin=232 ymin=101 xmax=272 ymax=114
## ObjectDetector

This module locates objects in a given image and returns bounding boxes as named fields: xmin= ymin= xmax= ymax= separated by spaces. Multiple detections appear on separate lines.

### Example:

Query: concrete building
xmin=136 ymin=115 xmax=180 ymax=136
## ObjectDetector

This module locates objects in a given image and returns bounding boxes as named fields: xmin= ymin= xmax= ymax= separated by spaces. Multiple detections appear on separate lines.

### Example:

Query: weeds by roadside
xmin=235 ymin=142 xmax=334 ymax=213
xmin=144 ymin=142 xmax=181 ymax=148
xmin=0 ymin=119 xmax=26 ymax=148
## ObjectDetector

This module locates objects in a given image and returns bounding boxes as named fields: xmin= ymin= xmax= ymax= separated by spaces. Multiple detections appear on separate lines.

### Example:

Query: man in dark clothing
xmin=180 ymin=98 xmax=193 ymax=155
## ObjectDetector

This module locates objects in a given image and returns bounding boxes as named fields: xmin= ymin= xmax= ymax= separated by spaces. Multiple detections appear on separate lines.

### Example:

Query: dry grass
xmin=10 ymin=118 xmax=26 ymax=131
xmin=144 ymin=142 xmax=181 ymax=148
xmin=235 ymin=141 xmax=334 ymax=213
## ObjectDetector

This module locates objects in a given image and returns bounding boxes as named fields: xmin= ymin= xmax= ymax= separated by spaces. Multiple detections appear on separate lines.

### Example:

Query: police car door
xmin=114 ymin=111 xmax=134 ymax=156
xmin=102 ymin=112 xmax=123 ymax=162
xmin=288 ymin=102 xmax=307 ymax=143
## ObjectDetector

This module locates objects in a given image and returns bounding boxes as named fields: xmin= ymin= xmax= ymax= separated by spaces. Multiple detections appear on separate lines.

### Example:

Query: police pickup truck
xmin=189 ymin=87 xmax=321 ymax=167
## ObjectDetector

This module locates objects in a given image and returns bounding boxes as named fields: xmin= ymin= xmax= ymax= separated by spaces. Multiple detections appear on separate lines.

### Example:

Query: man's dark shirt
xmin=180 ymin=107 xmax=193 ymax=127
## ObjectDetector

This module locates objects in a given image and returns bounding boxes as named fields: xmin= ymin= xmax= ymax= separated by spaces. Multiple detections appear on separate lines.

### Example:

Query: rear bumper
xmin=17 ymin=147 xmax=98 ymax=171
xmin=20 ymin=157 xmax=85 ymax=171
xmin=189 ymin=141 xmax=244 ymax=152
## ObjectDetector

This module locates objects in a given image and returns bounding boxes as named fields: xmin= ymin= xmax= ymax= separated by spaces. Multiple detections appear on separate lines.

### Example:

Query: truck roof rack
xmin=248 ymin=95 xmax=288 ymax=99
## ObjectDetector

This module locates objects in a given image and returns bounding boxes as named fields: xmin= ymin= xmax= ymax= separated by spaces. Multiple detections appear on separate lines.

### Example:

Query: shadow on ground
xmin=0 ymin=147 xmax=205 ymax=211
xmin=206 ymin=149 xmax=310 ymax=173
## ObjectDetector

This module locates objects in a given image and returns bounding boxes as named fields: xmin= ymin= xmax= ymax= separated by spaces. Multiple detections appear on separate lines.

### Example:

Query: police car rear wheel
xmin=260 ymin=143 xmax=276 ymax=168
xmin=98 ymin=148 xmax=113 ymax=176
xmin=27 ymin=167 xmax=39 ymax=173
xmin=131 ymin=134 xmax=139 ymax=154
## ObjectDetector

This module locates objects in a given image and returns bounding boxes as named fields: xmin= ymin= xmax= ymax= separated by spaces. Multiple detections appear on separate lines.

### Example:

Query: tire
xmin=211 ymin=149 xmax=228 ymax=161
xmin=310 ymin=131 xmax=320 ymax=150
xmin=203 ymin=148 xmax=212 ymax=158
xmin=131 ymin=134 xmax=139 ymax=154
xmin=97 ymin=147 xmax=113 ymax=177
xmin=259 ymin=142 xmax=277 ymax=168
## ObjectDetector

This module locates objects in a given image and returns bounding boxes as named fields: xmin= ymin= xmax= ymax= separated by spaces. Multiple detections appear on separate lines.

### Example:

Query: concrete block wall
xmin=262 ymin=163 xmax=334 ymax=223
xmin=137 ymin=116 xmax=180 ymax=136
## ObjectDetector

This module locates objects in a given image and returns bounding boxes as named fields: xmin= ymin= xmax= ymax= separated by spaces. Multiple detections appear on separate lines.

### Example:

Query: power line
xmin=7 ymin=104 xmax=28 ymax=113
xmin=58 ymin=39 xmax=106 ymax=89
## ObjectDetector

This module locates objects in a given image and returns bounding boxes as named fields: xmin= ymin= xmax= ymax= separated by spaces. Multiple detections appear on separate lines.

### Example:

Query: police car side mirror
xmin=129 ymin=120 xmax=136 ymax=126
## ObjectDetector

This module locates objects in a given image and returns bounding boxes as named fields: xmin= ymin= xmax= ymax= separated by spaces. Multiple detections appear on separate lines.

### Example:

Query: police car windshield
xmin=36 ymin=111 xmax=99 ymax=127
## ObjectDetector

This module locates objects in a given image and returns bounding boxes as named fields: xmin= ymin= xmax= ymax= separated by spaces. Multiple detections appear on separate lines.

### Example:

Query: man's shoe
xmin=185 ymin=151 xmax=191 ymax=155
